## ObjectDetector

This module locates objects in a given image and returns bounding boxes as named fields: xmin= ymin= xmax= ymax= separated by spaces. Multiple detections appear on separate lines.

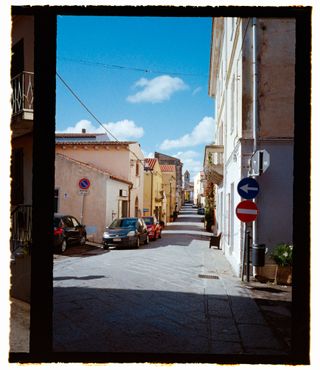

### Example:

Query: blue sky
xmin=56 ymin=16 xmax=216 ymax=178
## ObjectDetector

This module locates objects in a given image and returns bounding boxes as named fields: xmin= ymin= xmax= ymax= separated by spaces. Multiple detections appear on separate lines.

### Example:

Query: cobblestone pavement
xmin=52 ymin=204 xmax=292 ymax=360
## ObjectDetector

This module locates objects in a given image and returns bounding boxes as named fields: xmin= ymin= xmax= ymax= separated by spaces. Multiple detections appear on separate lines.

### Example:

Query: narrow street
xmin=53 ymin=204 xmax=290 ymax=356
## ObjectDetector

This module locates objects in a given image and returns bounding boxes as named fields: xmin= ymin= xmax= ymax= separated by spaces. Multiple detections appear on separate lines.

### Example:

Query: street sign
xmin=79 ymin=189 xmax=89 ymax=195
xmin=237 ymin=177 xmax=259 ymax=199
xmin=79 ymin=178 xmax=90 ymax=190
xmin=250 ymin=150 xmax=270 ymax=176
xmin=236 ymin=200 xmax=258 ymax=223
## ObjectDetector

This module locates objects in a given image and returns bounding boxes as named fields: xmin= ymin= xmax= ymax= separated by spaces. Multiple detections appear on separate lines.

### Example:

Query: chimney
xmin=82 ymin=128 xmax=86 ymax=134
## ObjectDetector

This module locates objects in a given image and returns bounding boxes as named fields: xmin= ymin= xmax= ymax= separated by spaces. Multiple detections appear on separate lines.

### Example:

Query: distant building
xmin=159 ymin=165 xmax=177 ymax=223
xmin=143 ymin=158 xmax=166 ymax=222
xmin=155 ymin=152 xmax=183 ymax=211
xmin=182 ymin=170 xmax=194 ymax=203
xmin=207 ymin=18 xmax=295 ymax=276
xmin=193 ymin=171 xmax=205 ymax=207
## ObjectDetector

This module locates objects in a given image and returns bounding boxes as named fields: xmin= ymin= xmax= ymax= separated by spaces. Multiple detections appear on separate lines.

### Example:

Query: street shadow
xmin=51 ymin=285 xmax=293 ymax=363
xmin=56 ymin=244 xmax=109 ymax=258
xmin=53 ymin=275 xmax=106 ymax=281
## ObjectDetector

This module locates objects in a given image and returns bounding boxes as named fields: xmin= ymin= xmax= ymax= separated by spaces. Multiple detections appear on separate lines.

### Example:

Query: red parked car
xmin=142 ymin=216 xmax=162 ymax=240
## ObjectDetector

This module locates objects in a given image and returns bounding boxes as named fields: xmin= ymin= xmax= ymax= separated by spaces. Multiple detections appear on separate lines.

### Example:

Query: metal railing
xmin=10 ymin=205 xmax=32 ymax=255
xmin=11 ymin=71 xmax=34 ymax=116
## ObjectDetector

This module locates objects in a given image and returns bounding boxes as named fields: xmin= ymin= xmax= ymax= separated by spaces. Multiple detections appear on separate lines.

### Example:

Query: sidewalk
xmin=174 ymin=204 xmax=292 ymax=354
xmin=9 ymin=298 xmax=30 ymax=353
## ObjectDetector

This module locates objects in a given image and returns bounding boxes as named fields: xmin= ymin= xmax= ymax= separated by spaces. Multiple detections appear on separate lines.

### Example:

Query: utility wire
xmin=56 ymin=71 xmax=148 ymax=167
xmin=58 ymin=56 xmax=208 ymax=78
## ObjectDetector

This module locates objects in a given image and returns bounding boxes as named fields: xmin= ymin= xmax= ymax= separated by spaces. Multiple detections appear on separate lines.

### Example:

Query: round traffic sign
xmin=236 ymin=200 xmax=258 ymax=223
xmin=79 ymin=178 xmax=90 ymax=190
xmin=237 ymin=177 xmax=259 ymax=199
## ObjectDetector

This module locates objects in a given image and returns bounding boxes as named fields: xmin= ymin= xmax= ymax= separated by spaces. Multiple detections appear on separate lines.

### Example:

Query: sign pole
xmin=246 ymin=228 xmax=251 ymax=282
xmin=80 ymin=193 xmax=85 ymax=224
xmin=241 ymin=224 xmax=247 ymax=281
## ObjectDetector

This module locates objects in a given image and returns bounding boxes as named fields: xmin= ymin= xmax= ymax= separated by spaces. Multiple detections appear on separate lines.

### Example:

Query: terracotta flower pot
xmin=274 ymin=265 xmax=292 ymax=285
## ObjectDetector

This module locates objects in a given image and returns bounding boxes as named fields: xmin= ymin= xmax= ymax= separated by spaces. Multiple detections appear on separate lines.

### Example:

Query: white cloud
xmin=172 ymin=150 xmax=203 ymax=179
xmin=57 ymin=119 xmax=144 ymax=141
xmin=127 ymin=75 xmax=188 ymax=103
xmin=159 ymin=116 xmax=215 ymax=150
xmin=141 ymin=150 xmax=154 ymax=159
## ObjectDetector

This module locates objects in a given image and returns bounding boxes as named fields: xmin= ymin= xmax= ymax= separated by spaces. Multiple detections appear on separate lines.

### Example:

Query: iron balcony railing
xmin=11 ymin=204 xmax=32 ymax=255
xmin=11 ymin=71 xmax=34 ymax=116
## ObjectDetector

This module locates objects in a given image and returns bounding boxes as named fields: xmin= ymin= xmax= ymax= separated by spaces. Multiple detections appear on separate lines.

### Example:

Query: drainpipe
xmin=150 ymin=171 xmax=154 ymax=216
xmin=252 ymin=17 xmax=258 ymax=274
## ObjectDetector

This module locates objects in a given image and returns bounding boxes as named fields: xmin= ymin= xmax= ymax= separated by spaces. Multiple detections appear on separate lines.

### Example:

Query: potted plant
xmin=270 ymin=243 xmax=293 ymax=285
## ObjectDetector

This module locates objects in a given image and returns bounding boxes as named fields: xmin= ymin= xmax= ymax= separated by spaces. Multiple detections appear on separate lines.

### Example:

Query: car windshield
xmin=109 ymin=218 xmax=137 ymax=228
xmin=143 ymin=217 xmax=154 ymax=225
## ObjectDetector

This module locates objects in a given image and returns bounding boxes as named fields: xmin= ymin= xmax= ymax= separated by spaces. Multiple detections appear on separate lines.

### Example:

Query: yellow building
xmin=143 ymin=158 xmax=165 ymax=222
xmin=160 ymin=165 xmax=177 ymax=223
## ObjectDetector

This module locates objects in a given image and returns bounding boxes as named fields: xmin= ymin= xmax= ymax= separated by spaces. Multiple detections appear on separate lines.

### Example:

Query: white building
xmin=207 ymin=18 xmax=295 ymax=276
xmin=193 ymin=171 xmax=205 ymax=207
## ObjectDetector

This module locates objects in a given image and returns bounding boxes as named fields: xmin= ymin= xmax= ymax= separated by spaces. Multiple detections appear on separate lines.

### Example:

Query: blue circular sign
xmin=237 ymin=177 xmax=259 ymax=199
xmin=79 ymin=178 xmax=90 ymax=190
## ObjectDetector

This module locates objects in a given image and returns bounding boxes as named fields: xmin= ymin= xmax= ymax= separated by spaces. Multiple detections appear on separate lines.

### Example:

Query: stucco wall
xmin=255 ymin=141 xmax=294 ymax=254
xmin=55 ymin=155 xmax=107 ymax=242
xmin=56 ymin=145 xmax=130 ymax=180
xmin=105 ymin=180 xmax=129 ymax=227
xmin=258 ymin=19 xmax=295 ymax=139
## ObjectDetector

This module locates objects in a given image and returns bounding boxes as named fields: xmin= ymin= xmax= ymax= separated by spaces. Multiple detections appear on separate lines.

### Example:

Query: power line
xmin=58 ymin=56 xmax=208 ymax=78
xmin=56 ymin=71 xmax=147 ymax=167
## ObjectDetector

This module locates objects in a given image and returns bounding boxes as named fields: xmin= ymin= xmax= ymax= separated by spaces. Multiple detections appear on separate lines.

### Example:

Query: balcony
xmin=203 ymin=145 xmax=224 ymax=185
xmin=11 ymin=71 xmax=34 ymax=137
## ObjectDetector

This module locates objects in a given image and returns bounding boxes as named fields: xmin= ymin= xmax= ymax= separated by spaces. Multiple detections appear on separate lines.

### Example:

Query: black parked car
xmin=102 ymin=217 xmax=149 ymax=250
xmin=54 ymin=213 xmax=87 ymax=253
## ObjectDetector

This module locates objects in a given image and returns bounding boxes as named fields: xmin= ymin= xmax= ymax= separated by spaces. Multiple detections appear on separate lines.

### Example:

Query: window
xmin=11 ymin=148 xmax=24 ymax=205
xmin=11 ymin=39 xmax=24 ymax=78
xmin=136 ymin=162 xmax=140 ymax=176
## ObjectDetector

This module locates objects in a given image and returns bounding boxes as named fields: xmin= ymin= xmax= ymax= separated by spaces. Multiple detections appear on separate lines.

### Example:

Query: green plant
xmin=204 ymin=208 xmax=213 ymax=232
xmin=271 ymin=243 xmax=293 ymax=267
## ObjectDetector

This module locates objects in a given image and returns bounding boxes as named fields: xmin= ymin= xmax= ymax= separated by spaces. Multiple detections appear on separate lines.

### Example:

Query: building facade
xmin=193 ymin=171 xmax=205 ymax=207
xmin=208 ymin=18 xmax=295 ymax=276
xmin=55 ymin=153 xmax=131 ymax=242
xmin=56 ymin=134 xmax=144 ymax=219
xmin=159 ymin=165 xmax=177 ymax=223
xmin=143 ymin=158 xmax=165 ymax=222
xmin=155 ymin=152 xmax=183 ymax=212
xmin=10 ymin=15 xmax=35 ymax=303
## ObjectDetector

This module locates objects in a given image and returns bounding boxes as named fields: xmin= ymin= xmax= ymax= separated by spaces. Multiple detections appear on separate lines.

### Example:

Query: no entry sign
xmin=236 ymin=200 xmax=258 ymax=223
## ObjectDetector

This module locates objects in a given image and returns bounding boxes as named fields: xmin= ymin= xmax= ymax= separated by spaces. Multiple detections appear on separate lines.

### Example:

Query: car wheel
xmin=103 ymin=244 xmax=109 ymax=250
xmin=145 ymin=235 xmax=149 ymax=245
xmin=80 ymin=235 xmax=86 ymax=246
xmin=60 ymin=239 xmax=67 ymax=253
